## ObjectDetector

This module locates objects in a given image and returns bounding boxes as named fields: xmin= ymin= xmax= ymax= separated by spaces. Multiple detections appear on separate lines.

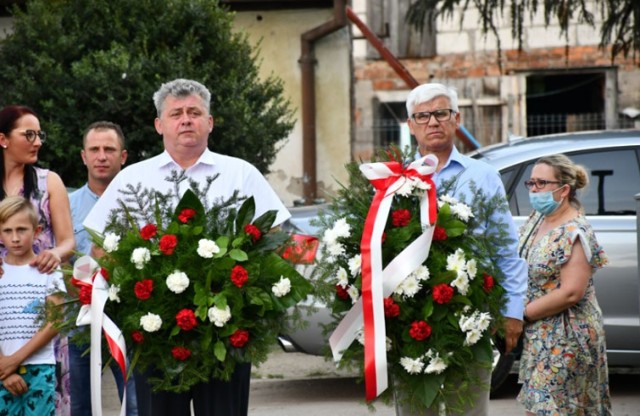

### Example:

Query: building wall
xmin=351 ymin=0 xmax=640 ymax=153
xmin=233 ymin=9 xmax=352 ymax=206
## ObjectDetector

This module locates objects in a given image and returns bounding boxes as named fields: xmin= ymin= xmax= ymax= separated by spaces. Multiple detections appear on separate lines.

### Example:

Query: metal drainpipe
xmin=300 ymin=0 xmax=347 ymax=204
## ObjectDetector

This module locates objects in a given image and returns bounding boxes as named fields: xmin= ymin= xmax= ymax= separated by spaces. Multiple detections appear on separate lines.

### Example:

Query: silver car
xmin=280 ymin=129 xmax=640 ymax=391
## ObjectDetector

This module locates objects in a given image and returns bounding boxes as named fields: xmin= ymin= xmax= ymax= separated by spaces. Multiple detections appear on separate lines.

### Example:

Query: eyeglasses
xmin=411 ymin=109 xmax=456 ymax=125
xmin=524 ymin=179 xmax=561 ymax=190
xmin=19 ymin=129 xmax=47 ymax=143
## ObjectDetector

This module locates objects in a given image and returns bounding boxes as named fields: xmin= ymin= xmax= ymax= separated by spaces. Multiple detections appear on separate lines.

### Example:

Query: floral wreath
xmin=64 ymin=174 xmax=312 ymax=393
xmin=313 ymin=148 xmax=509 ymax=412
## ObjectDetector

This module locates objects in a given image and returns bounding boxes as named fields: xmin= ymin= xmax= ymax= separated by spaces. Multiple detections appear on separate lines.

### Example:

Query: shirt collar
xmin=80 ymin=183 xmax=99 ymax=200
xmin=444 ymin=146 xmax=468 ymax=170
xmin=158 ymin=148 xmax=217 ymax=170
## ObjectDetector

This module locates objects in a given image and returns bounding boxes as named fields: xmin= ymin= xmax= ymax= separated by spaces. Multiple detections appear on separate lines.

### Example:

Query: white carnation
xmin=322 ymin=218 xmax=351 ymax=245
xmin=140 ymin=313 xmax=162 ymax=332
xmin=326 ymin=242 xmax=345 ymax=258
xmin=332 ymin=218 xmax=351 ymax=238
xmin=348 ymin=254 xmax=361 ymax=277
xmin=395 ymin=276 xmax=421 ymax=298
xmin=451 ymin=274 xmax=470 ymax=296
xmin=208 ymin=305 xmax=232 ymax=327
xmin=466 ymin=259 xmax=478 ymax=279
xmin=476 ymin=312 xmax=492 ymax=332
xmin=438 ymin=194 xmax=459 ymax=206
xmin=446 ymin=249 xmax=467 ymax=273
xmin=395 ymin=178 xmax=415 ymax=197
xmin=424 ymin=355 xmax=448 ymax=374
xmin=197 ymin=239 xmax=220 ymax=258
xmin=335 ymin=267 xmax=349 ymax=288
xmin=451 ymin=202 xmax=474 ymax=221
xmin=130 ymin=247 xmax=151 ymax=270
xmin=166 ymin=270 xmax=190 ymax=294
xmin=400 ymin=357 xmax=424 ymax=374
xmin=411 ymin=177 xmax=431 ymax=191
xmin=272 ymin=276 xmax=292 ymax=297
xmin=464 ymin=329 xmax=482 ymax=346
xmin=108 ymin=285 xmax=121 ymax=303
xmin=347 ymin=285 xmax=360 ymax=304
xmin=103 ymin=233 xmax=120 ymax=253
xmin=412 ymin=265 xmax=430 ymax=281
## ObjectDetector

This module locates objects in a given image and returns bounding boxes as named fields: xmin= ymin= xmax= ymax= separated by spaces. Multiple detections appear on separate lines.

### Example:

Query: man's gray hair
xmin=153 ymin=78 xmax=212 ymax=117
xmin=405 ymin=83 xmax=459 ymax=117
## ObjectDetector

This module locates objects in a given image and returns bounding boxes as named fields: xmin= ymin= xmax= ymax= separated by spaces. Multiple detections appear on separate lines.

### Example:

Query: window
xmin=366 ymin=0 xmax=436 ymax=59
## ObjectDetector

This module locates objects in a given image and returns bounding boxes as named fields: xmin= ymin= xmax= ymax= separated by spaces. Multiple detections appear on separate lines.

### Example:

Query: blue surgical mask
xmin=529 ymin=186 xmax=564 ymax=215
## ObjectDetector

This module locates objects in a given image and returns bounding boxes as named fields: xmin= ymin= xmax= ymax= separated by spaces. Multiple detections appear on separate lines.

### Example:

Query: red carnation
xmin=244 ymin=224 xmax=262 ymax=243
xmin=230 ymin=265 xmax=249 ymax=288
xmin=78 ymin=286 xmax=92 ymax=305
xmin=336 ymin=284 xmax=350 ymax=300
xmin=229 ymin=329 xmax=250 ymax=348
xmin=171 ymin=346 xmax=192 ymax=361
xmin=134 ymin=279 xmax=154 ymax=300
xmin=391 ymin=209 xmax=411 ymax=227
xmin=176 ymin=308 xmax=198 ymax=331
xmin=409 ymin=320 xmax=432 ymax=341
xmin=178 ymin=208 xmax=197 ymax=223
xmin=131 ymin=331 xmax=144 ymax=344
xmin=433 ymin=226 xmax=448 ymax=241
xmin=159 ymin=234 xmax=178 ymax=255
xmin=140 ymin=224 xmax=157 ymax=240
xmin=483 ymin=274 xmax=495 ymax=293
xmin=432 ymin=283 xmax=454 ymax=304
xmin=383 ymin=297 xmax=400 ymax=318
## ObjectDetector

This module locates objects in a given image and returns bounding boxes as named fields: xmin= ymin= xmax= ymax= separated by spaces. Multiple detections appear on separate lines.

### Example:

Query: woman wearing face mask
xmin=516 ymin=154 xmax=612 ymax=415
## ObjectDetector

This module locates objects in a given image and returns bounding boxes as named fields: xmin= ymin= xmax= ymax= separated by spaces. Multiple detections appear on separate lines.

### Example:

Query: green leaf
xmin=213 ymin=340 xmax=226 ymax=362
xmin=235 ymin=197 xmax=256 ymax=229
xmin=252 ymin=209 xmax=278 ymax=231
xmin=229 ymin=249 xmax=248 ymax=261
xmin=170 ymin=325 xmax=180 ymax=337
xmin=416 ymin=374 xmax=445 ymax=408
xmin=216 ymin=236 xmax=230 ymax=249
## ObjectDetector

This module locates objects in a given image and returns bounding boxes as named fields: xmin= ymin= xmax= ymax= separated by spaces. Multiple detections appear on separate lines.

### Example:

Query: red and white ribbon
xmin=72 ymin=256 xmax=128 ymax=416
xmin=329 ymin=154 xmax=438 ymax=400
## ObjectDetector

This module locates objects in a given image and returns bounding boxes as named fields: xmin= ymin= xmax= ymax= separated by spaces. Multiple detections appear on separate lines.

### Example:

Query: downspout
xmin=345 ymin=6 xmax=479 ymax=151
xmin=300 ymin=0 xmax=347 ymax=204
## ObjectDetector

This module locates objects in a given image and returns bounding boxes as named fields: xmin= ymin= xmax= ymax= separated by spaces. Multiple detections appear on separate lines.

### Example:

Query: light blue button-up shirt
xmin=417 ymin=147 xmax=527 ymax=319
xmin=69 ymin=183 xmax=99 ymax=261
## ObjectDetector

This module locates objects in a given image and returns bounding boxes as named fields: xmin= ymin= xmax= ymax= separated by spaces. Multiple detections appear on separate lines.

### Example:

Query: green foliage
xmin=407 ymin=0 xmax=639 ymax=64
xmin=0 ymin=0 xmax=295 ymax=186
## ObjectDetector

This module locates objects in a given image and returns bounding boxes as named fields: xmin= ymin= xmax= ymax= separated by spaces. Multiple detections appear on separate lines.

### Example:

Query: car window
xmin=508 ymin=147 xmax=640 ymax=216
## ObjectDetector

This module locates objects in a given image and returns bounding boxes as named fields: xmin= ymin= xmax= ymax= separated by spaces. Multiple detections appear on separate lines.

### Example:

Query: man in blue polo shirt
xmin=68 ymin=121 xmax=137 ymax=415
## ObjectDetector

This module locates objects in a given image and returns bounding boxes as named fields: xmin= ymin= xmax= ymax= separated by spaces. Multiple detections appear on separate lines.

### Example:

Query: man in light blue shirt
xmin=399 ymin=83 xmax=527 ymax=416
xmin=68 ymin=121 xmax=137 ymax=415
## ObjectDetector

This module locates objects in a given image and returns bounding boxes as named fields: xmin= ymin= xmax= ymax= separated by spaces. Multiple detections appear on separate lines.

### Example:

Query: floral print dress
xmin=517 ymin=213 xmax=612 ymax=415
xmin=0 ymin=167 xmax=71 ymax=416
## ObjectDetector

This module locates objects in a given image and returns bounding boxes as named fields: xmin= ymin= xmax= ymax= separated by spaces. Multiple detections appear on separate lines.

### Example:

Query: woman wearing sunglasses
xmin=517 ymin=154 xmax=611 ymax=415
xmin=0 ymin=105 xmax=75 ymax=415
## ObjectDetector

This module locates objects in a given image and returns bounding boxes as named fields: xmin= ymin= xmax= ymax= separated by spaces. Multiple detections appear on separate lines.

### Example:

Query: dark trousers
xmin=134 ymin=362 xmax=251 ymax=416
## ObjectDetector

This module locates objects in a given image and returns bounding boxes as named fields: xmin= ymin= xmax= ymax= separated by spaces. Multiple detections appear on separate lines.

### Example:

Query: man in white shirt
xmin=83 ymin=78 xmax=290 ymax=416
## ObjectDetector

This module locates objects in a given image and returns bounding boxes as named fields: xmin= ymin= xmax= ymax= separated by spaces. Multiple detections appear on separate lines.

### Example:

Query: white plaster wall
xmin=437 ymin=0 xmax=602 ymax=54
xmin=233 ymin=9 xmax=352 ymax=206
xmin=349 ymin=0 xmax=603 ymax=58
